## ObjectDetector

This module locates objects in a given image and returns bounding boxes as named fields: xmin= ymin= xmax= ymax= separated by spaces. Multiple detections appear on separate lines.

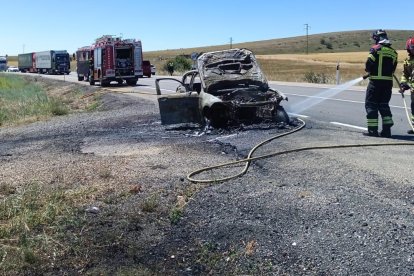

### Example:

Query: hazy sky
xmin=1 ymin=0 xmax=412 ymax=56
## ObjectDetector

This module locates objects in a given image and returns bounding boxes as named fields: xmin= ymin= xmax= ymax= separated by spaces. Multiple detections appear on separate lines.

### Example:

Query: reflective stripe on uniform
xmin=367 ymin=118 xmax=379 ymax=127
xmin=368 ymin=54 xmax=376 ymax=62
xmin=369 ymin=76 xmax=393 ymax=80
xmin=382 ymin=116 xmax=393 ymax=126
xmin=369 ymin=46 xmax=398 ymax=81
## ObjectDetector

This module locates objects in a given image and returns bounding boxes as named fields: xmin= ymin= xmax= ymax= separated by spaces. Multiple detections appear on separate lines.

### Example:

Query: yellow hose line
xmin=393 ymin=74 xmax=414 ymax=132
xmin=402 ymin=94 xmax=414 ymax=133
xmin=187 ymin=118 xmax=414 ymax=183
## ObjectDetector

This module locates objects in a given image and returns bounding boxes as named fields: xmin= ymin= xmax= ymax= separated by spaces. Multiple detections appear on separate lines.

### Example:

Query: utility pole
xmin=304 ymin=24 xmax=310 ymax=54
xmin=230 ymin=37 xmax=233 ymax=49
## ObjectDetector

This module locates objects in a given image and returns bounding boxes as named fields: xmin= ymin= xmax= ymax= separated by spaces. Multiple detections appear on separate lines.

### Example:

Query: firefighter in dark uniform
xmin=399 ymin=37 xmax=414 ymax=134
xmin=364 ymin=29 xmax=398 ymax=138
xmin=88 ymin=56 xmax=94 ymax=81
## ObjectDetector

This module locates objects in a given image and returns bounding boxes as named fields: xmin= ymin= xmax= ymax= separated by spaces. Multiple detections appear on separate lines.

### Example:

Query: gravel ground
xmin=2 ymin=80 xmax=414 ymax=275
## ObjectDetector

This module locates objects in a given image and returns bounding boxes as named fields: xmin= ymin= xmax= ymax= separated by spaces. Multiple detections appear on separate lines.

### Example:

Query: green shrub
xmin=163 ymin=56 xmax=192 ymax=75
xmin=304 ymin=72 xmax=331 ymax=84
xmin=325 ymin=42 xmax=333 ymax=49
xmin=169 ymin=207 xmax=183 ymax=224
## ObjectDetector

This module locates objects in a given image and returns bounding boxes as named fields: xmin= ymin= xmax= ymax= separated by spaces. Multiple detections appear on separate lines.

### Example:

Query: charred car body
xmin=155 ymin=48 xmax=289 ymax=128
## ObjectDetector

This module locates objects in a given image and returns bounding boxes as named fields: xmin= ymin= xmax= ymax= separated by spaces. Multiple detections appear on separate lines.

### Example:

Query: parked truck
xmin=77 ymin=35 xmax=143 ymax=86
xmin=35 ymin=50 xmax=70 ymax=74
xmin=0 ymin=56 xmax=7 ymax=71
xmin=18 ymin=53 xmax=36 ymax=73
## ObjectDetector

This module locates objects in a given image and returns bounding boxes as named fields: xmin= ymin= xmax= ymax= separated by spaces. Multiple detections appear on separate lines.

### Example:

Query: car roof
xmin=197 ymin=48 xmax=268 ymax=94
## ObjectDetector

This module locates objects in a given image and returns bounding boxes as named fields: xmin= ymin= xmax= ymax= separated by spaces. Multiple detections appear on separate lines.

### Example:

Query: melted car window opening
xmin=213 ymin=84 xmax=265 ymax=95
xmin=207 ymin=63 xmax=253 ymax=76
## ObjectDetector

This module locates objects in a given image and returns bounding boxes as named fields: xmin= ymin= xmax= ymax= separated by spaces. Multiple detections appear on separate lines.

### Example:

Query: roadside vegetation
xmin=0 ymin=74 xmax=100 ymax=127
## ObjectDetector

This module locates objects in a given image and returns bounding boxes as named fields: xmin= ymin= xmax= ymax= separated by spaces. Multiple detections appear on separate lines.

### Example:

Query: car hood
xmin=197 ymin=48 xmax=268 ymax=94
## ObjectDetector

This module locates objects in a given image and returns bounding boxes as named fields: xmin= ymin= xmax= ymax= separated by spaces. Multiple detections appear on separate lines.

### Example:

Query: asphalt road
xmin=39 ymin=71 xmax=412 ymax=136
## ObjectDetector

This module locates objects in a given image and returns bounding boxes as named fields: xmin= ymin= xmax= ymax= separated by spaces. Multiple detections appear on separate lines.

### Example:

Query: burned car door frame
xmin=155 ymin=71 xmax=203 ymax=125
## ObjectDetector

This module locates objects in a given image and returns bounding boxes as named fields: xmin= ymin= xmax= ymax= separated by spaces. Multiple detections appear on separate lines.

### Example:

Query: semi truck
xmin=18 ymin=53 xmax=36 ymax=73
xmin=0 ymin=56 xmax=7 ymax=71
xmin=76 ymin=35 xmax=143 ymax=86
xmin=35 ymin=50 xmax=70 ymax=74
xmin=17 ymin=50 xmax=70 ymax=74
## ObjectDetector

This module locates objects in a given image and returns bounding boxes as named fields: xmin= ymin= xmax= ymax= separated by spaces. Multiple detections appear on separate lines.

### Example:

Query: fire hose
xmin=392 ymin=74 xmax=414 ymax=134
xmin=187 ymin=118 xmax=414 ymax=183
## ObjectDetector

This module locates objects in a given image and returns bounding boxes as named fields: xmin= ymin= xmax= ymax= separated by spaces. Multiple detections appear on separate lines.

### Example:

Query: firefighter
xmin=167 ymin=62 xmax=174 ymax=76
xmin=88 ymin=56 xmax=94 ymax=79
xmin=364 ymin=29 xmax=398 ymax=138
xmin=399 ymin=37 xmax=414 ymax=134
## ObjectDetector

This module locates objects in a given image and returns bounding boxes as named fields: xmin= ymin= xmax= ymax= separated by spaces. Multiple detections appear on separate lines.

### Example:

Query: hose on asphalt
xmin=187 ymin=118 xmax=414 ymax=183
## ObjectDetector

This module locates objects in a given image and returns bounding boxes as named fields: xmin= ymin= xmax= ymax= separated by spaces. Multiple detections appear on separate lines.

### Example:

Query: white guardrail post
xmin=336 ymin=61 xmax=341 ymax=85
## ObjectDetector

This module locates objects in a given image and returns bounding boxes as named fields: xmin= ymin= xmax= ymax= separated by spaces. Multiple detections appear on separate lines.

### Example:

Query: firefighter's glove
xmin=400 ymin=82 xmax=410 ymax=92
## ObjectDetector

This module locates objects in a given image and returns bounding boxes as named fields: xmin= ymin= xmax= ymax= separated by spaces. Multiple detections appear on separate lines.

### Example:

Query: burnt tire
xmin=274 ymin=106 xmax=290 ymax=124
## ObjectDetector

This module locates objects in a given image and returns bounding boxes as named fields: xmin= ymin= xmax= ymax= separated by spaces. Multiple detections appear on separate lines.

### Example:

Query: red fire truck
xmin=77 ymin=35 xmax=143 ymax=86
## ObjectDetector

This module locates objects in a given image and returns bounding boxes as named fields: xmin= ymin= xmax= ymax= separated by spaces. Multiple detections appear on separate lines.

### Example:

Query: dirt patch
xmin=0 ymin=75 xmax=303 ymax=274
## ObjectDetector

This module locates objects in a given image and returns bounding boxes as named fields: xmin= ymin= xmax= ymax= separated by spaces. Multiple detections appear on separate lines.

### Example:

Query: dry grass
xmin=256 ymin=51 xmax=406 ymax=84
xmin=143 ymin=49 xmax=407 ymax=84
xmin=257 ymin=50 xmax=407 ymax=65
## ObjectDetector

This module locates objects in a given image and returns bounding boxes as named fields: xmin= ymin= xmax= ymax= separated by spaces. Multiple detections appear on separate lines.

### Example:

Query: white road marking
xmin=330 ymin=122 xmax=367 ymax=131
xmin=285 ymin=93 xmax=405 ymax=109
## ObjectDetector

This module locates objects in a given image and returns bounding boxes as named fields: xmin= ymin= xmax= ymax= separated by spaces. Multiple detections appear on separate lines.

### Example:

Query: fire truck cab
xmin=83 ymin=35 xmax=143 ymax=86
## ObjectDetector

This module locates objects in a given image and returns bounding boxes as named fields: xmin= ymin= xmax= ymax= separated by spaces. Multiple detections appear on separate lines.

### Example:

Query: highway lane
xmin=273 ymin=82 xmax=411 ymax=136
xmin=35 ymin=72 xmax=414 ymax=136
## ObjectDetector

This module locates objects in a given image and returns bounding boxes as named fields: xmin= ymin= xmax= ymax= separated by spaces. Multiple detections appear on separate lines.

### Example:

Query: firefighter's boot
xmin=380 ymin=126 xmax=392 ymax=138
xmin=363 ymin=127 xmax=379 ymax=137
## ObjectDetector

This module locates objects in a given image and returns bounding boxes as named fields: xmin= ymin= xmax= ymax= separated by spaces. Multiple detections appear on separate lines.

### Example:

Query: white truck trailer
xmin=35 ymin=50 xmax=70 ymax=74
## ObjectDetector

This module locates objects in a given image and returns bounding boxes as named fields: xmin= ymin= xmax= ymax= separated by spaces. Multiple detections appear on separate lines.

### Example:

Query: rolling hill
xmin=144 ymin=30 xmax=414 ymax=56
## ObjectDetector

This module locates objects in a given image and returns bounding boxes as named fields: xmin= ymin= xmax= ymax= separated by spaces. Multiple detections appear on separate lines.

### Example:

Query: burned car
xmin=155 ymin=48 xmax=289 ymax=128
